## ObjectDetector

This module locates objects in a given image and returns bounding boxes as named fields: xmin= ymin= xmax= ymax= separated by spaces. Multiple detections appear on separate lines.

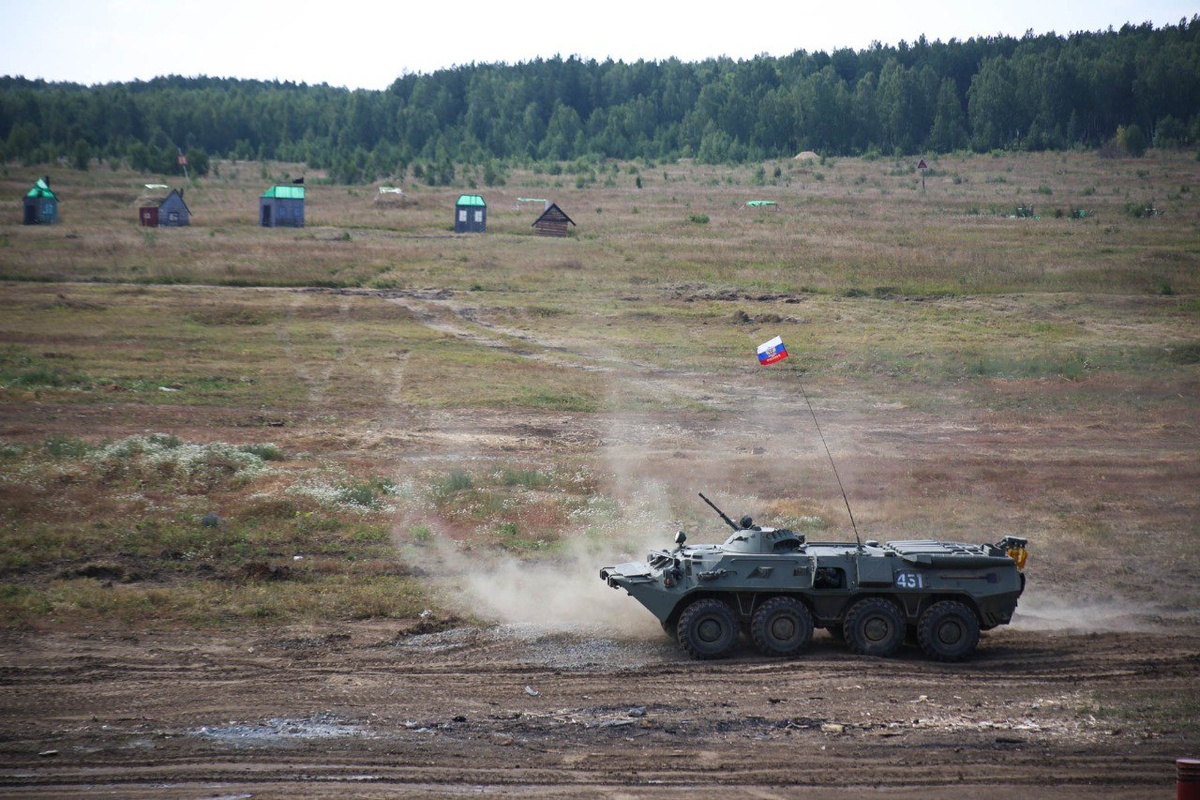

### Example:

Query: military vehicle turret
xmin=600 ymin=493 xmax=1027 ymax=661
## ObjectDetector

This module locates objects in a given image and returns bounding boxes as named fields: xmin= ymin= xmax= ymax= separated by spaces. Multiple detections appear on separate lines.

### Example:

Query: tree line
xmin=2 ymin=18 xmax=1197 ymax=183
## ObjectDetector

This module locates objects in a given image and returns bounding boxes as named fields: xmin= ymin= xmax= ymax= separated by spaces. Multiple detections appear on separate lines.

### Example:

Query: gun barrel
xmin=699 ymin=492 xmax=740 ymax=531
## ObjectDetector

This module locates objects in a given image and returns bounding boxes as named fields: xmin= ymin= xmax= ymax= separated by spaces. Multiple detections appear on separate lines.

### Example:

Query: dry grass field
xmin=0 ymin=150 xmax=1197 ymax=797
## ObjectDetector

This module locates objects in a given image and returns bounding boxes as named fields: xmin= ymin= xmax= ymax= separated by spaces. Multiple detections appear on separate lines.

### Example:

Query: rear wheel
xmin=843 ymin=597 xmax=905 ymax=657
xmin=677 ymin=598 xmax=738 ymax=660
xmin=751 ymin=597 xmax=813 ymax=657
xmin=917 ymin=600 xmax=980 ymax=661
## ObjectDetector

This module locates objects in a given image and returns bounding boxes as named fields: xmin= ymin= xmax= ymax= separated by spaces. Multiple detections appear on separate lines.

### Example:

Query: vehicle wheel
xmin=842 ymin=597 xmax=906 ymax=657
xmin=660 ymin=618 xmax=678 ymax=639
xmin=677 ymin=598 xmax=739 ymax=660
xmin=917 ymin=600 xmax=980 ymax=662
xmin=751 ymin=597 xmax=813 ymax=657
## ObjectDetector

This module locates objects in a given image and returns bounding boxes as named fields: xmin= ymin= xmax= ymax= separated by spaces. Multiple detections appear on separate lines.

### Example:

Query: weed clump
xmin=88 ymin=434 xmax=275 ymax=491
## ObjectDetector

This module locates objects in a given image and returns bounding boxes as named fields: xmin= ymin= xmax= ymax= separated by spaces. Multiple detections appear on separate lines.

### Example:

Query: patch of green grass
xmin=9 ymin=365 xmax=86 ymax=388
xmin=436 ymin=469 xmax=474 ymax=495
xmin=1081 ymin=688 xmax=1200 ymax=740
xmin=1165 ymin=342 xmax=1200 ymax=365
xmin=43 ymin=436 xmax=92 ymax=458
xmin=495 ymin=521 xmax=551 ymax=552
xmin=519 ymin=388 xmax=598 ymax=412
xmin=496 ymin=467 xmax=550 ymax=488
xmin=963 ymin=351 xmax=1090 ymax=380
xmin=186 ymin=305 xmax=278 ymax=326
xmin=336 ymin=476 xmax=397 ymax=511
xmin=240 ymin=442 xmax=286 ymax=461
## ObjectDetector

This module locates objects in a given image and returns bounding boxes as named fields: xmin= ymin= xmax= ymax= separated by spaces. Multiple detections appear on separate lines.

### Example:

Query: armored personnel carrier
xmin=600 ymin=493 xmax=1027 ymax=661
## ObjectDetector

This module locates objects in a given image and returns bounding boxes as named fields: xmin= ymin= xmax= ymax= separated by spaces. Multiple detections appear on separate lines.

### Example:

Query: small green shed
xmin=260 ymin=185 xmax=305 ymax=228
xmin=23 ymin=177 xmax=58 ymax=225
xmin=455 ymin=194 xmax=486 ymax=233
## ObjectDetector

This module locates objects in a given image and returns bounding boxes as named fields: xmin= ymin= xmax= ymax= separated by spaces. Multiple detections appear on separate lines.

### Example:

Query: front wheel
xmin=677 ymin=598 xmax=738 ymax=660
xmin=917 ymin=600 xmax=980 ymax=662
xmin=751 ymin=597 xmax=813 ymax=657
xmin=843 ymin=597 xmax=905 ymax=657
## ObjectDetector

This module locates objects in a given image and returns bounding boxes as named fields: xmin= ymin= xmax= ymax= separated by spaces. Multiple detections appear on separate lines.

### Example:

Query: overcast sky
xmin=2 ymin=0 xmax=1195 ymax=90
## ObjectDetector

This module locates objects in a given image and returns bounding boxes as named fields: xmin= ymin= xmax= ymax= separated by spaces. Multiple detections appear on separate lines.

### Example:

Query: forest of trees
xmin=2 ymin=18 xmax=1198 ymax=184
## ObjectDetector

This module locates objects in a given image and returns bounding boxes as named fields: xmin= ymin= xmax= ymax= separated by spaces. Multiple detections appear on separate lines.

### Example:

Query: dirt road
xmin=0 ymin=619 xmax=1195 ymax=798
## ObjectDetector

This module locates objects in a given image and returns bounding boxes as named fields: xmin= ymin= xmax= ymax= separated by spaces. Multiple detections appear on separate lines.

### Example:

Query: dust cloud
xmin=456 ymin=539 xmax=664 ymax=637
xmin=1014 ymin=589 xmax=1163 ymax=632
xmin=388 ymin=481 xmax=685 ymax=640
xmin=400 ymin=503 xmax=679 ymax=640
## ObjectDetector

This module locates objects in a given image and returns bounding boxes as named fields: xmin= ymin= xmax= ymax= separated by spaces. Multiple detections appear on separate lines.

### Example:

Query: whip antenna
xmin=755 ymin=334 xmax=862 ymax=548
xmin=799 ymin=383 xmax=863 ymax=549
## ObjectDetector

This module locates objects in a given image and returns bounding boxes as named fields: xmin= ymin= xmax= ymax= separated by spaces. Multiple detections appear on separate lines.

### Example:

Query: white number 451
xmin=894 ymin=571 xmax=924 ymax=589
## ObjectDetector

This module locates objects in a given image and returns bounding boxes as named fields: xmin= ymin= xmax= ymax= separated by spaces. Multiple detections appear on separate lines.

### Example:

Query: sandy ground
xmin=0 ymin=621 xmax=1196 ymax=798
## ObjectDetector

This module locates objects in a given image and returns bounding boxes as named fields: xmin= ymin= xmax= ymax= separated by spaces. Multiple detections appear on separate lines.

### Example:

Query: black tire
xmin=677 ymin=598 xmax=739 ymax=660
xmin=751 ymin=596 xmax=814 ymax=657
xmin=917 ymin=600 xmax=980 ymax=662
xmin=842 ymin=597 xmax=906 ymax=657
xmin=660 ymin=618 xmax=677 ymax=639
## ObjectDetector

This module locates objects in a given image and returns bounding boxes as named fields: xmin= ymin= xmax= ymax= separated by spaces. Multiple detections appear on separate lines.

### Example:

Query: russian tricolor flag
xmin=757 ymin=335 xmax=788 ymax=365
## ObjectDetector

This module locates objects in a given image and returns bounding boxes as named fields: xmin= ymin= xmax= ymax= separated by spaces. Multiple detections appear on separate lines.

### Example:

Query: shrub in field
xmin=497 ymin=467 xmax=549 ymax=488
xmin=1124 ymin=201 xmax=1160 ymax=218
xmin=240 ymin=443 xmax=286 ymax=461
xmin=337 ymin=477 xmax=397 ymax=511
xmin=88 ymin=434 xmax=274 ymax=491
xmin=436 ymin=469 xmax=474 ymax=495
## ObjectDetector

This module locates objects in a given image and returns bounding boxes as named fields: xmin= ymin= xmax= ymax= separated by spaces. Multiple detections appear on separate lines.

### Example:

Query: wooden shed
xmin=139 ymin=189 xmax=191 ymax=227
xmin=260 ymin=185 xmax=305 ymax=228
xmin=23 ymin=177 xmax=58 ymax=225
xmin=455 ymin=194 xmax=486 ymax=233
xmin=531 ymin=203 xmax=575 ymax=237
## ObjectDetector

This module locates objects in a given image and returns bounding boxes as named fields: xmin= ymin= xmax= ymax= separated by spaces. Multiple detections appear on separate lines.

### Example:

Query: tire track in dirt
xmin=1 ymin=626 xmax=1193 ymax=798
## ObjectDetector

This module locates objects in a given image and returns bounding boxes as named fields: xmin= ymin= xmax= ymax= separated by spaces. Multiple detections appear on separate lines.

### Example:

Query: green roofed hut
xmin=23 ymin=177 xmax=59 ymax=225
xmin=260 ymin=185 xmax=305 ymax=228
xmin=455 ymin=194 xmax=486 ymax=233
